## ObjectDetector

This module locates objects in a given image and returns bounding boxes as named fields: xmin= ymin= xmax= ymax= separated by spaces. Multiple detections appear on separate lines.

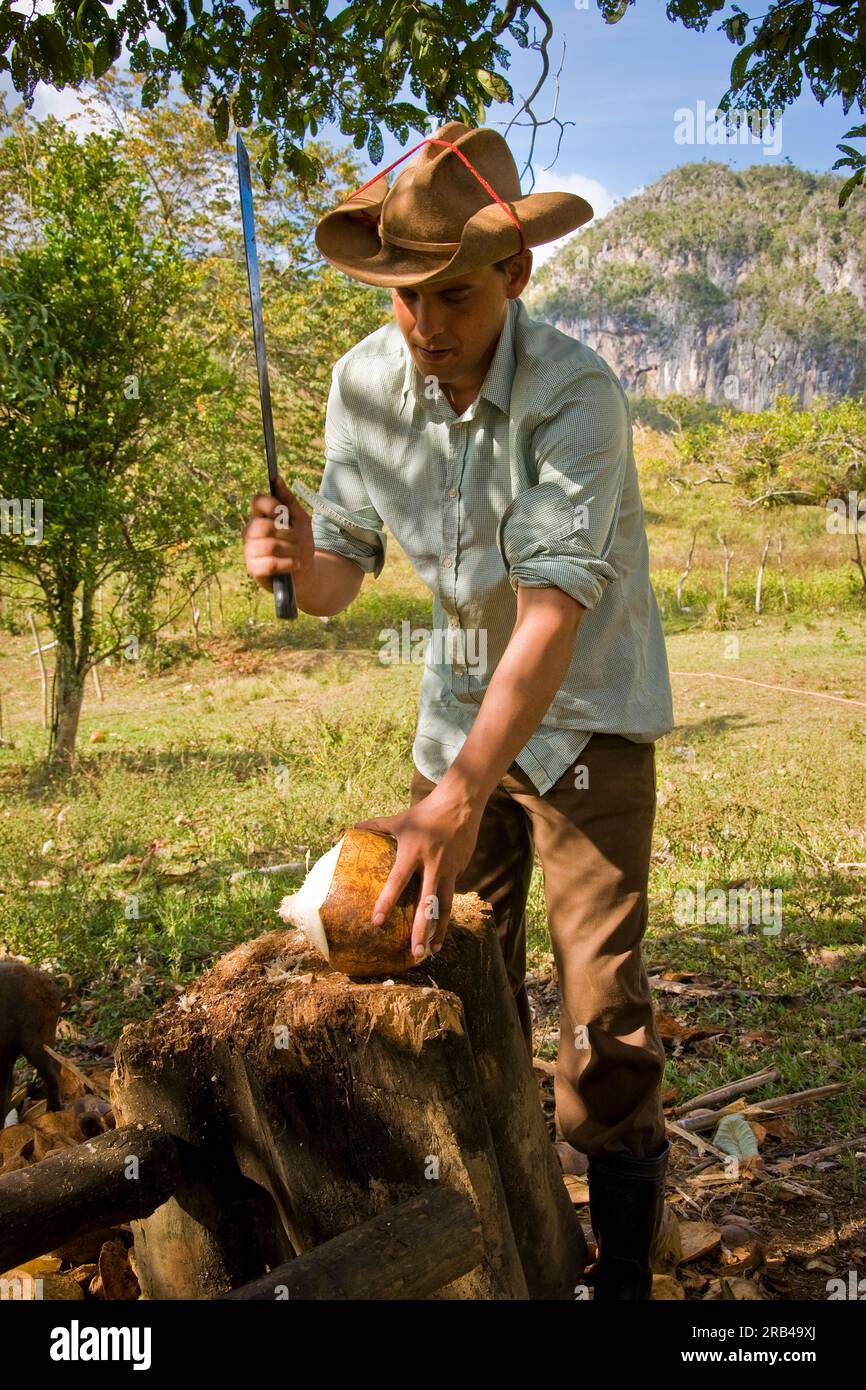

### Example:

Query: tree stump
xmin=112 ymin=892 xmax=586 ymax=1300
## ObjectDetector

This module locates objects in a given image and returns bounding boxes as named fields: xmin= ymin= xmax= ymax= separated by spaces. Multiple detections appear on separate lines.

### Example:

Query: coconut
xmin=277 ymin=828 xmax=423 ymax=977
xmin=279 ymin=836 xmax=344 ymax=962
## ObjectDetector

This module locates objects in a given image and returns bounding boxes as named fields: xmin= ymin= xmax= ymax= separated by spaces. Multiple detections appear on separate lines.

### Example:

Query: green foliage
xmin=669 ymin=268 xmax=730 ymax=322
xmin=0 ymin=112 xmax=244 ymax=758
xmin=0 ymin=123 xmax=231 ymax=573
xmin=2 ymin=0 xmax=865 ymax=211
xmin=536 ymin=256 xmax=661 ymax=329
xmin=0 ymin=79 xmax=397 ymax=761
xmin=629 ymin=393 xmax=732 ymax=433
xmin=675 ymin=391 xmax=866 ymax=505
xmin=68 ymin=73 xmax=391 ymax=498
xmin=0 ymin=1 xmax=525 ymax=188
xmin=647 ymin=0 xmax=866 ymax=208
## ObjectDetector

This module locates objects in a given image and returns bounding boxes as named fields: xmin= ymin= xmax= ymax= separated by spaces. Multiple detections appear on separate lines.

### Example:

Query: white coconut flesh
xmin=276 ymin=835 xmax=345 ymax=961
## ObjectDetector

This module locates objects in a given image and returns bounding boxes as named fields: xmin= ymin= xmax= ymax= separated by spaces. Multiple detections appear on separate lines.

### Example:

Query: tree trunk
xmin=48 ymin=585 xmax=96 ymax=768
xmin=428 ymin=897 xmax=585 ymax=1299
xmin=112 ymin=893 xmax=584 ymax=1300
xmin=48 ymin=639 xmax=85 ymax=768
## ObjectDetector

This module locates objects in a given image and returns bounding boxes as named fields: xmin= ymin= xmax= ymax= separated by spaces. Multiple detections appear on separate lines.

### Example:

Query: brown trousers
xmin=409 ymin=733 xmax=667 ymax=1160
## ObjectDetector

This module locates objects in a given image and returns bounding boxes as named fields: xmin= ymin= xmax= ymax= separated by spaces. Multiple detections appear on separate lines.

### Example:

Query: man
xmin=243 ymin=121 xmax=675 ymax=1300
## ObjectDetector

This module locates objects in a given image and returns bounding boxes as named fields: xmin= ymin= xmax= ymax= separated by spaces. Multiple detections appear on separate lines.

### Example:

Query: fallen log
xmin=0 ymin=1124 xmax=180 ymax=1272
xmin=113 ymin=892 xmax=584 ymax=1300
xmin=223 ymin=1188 xmax=482 ymax=1300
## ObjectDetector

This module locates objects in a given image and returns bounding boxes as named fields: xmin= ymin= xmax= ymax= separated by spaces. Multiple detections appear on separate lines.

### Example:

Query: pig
xmin=0 ymin=959 xmax=63 ymax=1121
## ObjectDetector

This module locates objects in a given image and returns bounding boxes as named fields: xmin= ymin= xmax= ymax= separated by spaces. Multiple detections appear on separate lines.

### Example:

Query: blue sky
xmin=11 ymin=0 xmax=861 ymax=262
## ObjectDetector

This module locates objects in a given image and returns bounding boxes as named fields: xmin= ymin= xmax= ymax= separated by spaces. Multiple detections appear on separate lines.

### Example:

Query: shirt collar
xmin=399 ymin=296 xmax=519 ymax=417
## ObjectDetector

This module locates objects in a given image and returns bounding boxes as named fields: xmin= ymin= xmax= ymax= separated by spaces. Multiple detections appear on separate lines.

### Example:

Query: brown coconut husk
xmin=279 ymin=827 xmax=423 ymax=977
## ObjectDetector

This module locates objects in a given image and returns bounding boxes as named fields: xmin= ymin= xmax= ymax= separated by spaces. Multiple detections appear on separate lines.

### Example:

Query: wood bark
xmin=0 ymin=1124 xmax=180 ymax=1272
xmin=423 ymin=893 xmax=585 ymax=1298
xmin=113 ymin=892 xmax=583 ymax=1300
xmin=223 ymin=1189 xmax=482 ymax=1300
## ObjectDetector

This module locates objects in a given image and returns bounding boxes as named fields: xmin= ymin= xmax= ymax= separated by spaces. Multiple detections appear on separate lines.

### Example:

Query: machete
xmin=236 ymin=133 xmax=297 ymax=620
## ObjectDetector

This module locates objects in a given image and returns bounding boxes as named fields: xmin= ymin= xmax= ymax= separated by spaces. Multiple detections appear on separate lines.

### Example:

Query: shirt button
xmin=453 ymin=666 xmax=465 ymax=677
xmin=441 ymin=557 xmax=453 ymax=567
xmin=449 ymin=617 xmax=459 ymax=628
xmin=448 ymin=488 xmax=457 ymax=497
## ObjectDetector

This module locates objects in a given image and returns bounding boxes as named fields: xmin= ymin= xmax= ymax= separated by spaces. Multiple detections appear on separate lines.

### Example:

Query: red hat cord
xmin=343 ymin=136 xmax=527 ymax=254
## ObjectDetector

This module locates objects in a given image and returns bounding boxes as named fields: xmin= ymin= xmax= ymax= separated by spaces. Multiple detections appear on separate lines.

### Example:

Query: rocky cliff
xmin=524 ymin=162 xmax=866 ymax=411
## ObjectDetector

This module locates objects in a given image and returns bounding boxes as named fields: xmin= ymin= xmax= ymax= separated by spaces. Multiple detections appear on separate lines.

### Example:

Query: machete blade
xmin=237 ymin=133 xmax=297 ymax=620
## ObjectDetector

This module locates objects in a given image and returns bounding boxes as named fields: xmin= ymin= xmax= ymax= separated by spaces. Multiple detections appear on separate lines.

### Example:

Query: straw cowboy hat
xmin=315 ymin=120 xmax=594 ymax=288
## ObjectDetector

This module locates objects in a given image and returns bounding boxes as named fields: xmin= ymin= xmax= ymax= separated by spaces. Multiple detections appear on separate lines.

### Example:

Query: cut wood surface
xmin=113 ymin=892 xmax=584 ymax=1300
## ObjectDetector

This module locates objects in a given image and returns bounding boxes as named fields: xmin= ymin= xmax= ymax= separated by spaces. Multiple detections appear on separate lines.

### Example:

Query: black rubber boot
xmin=588 ymin=1138 xmax=670 ymax=1301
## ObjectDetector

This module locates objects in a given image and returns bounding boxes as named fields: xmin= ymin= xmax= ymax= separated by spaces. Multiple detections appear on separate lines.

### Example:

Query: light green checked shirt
xmin=291 ymin=295 xmax=673 ymax=795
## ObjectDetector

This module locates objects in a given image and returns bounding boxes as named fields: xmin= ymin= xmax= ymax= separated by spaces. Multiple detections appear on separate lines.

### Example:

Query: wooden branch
xmin=27 ymin=610 xmax=49 ymax=728
xmin=744 ymin=1083 xmax=846 ymax=1115
xmin=716 ymin=529 xmax=733 ymax=600
xmin=742 ymin=489 xmax=819 ymax=508
xmin=0 ymin=1124 xmax=181 ymax=1272
xmin=676 ymin=529 xmax=697 ymax=611
xmin=222 ymin=1188 xmax=482 ymax=1301
xmin=671 ymin=1067 xmax=779 ymax=1117
xmin=678 ymin=1083 xmax=845 ymax=1133
xmin=665 ymin=1120 xmax=729 ymax=1163
xmin=755 ymin=535 xmax=771 ymax=613
xmin=765 ymin=1134 xmax=866 ymax=1175
xmin=776 ymin=534 xmax=789 ymax=609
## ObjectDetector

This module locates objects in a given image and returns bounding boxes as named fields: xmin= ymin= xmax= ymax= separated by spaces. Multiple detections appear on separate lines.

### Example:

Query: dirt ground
xmin=527 ymin=966 xmax=866 ymax=1302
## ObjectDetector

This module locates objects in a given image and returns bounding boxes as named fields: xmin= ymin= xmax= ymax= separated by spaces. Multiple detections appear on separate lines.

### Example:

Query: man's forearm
xmin=437 ymin=587 xmax=586 ymax=818
xmin=291 ymin=549 xmax=364 ymax=617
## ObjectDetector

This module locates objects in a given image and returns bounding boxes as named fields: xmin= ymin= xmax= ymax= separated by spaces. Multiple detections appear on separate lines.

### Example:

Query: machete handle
xmin=271 ymin=477 xmax=298 ymax=620
xmin=273 ymin=572 xmax=297 ymax=620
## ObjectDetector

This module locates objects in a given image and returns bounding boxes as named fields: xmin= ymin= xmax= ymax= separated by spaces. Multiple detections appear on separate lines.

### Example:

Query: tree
xmin=2 ymin=1 xmax=863 ymax=205
xmin=0 ymin=0 xmax=535 ymax=188
xmin=71 ymin=72 xmax=392 ymax=495
xmin=675 ymin=392 xmax=866 ymax=509
xmin=0 ymin=114 xmax=239 ymax=767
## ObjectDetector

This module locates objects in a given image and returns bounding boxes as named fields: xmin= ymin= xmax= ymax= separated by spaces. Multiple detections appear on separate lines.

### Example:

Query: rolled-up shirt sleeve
xmin=497 ymin=371 xmax=628 ymax=610
xmin=290 ymin=365 xmax=387 ymax=578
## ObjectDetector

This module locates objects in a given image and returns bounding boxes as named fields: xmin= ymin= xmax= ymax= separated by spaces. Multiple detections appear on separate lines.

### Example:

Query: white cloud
xmin=524 ymin=167 xmax=618 ymax=266
xmin=28 ymin=81 xmax=113 ymax=134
